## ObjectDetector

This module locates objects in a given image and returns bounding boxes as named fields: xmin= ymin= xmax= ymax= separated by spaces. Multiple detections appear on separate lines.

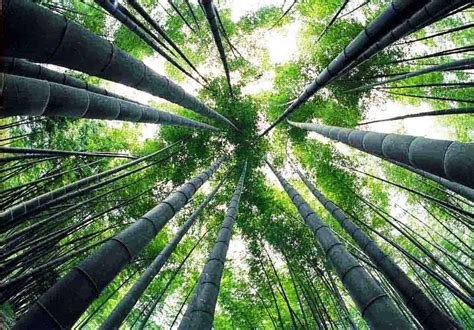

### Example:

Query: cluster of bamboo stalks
xmin=1 ymin=0 xmax=473 ymax=329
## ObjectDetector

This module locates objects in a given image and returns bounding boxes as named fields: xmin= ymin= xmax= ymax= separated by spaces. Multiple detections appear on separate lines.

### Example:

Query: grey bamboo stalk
xmin=179 ymin=161 xmax=248 ymax=330
xmin=1 ymin=57 xmax=134 ymax=103
xmin=295 ymin=167 xmax=461 ymax=329
xmin=387 ymin=159 xmax=474 ymax=203
xmin=287 ymin=120 xmax=474 ymax=189
xmin=261 ymin=0 xmax=469 ymax=135
xmin=14 ymin=156 xmax=227 ymax=329
xmin=201 ymin=0 xmax=234 ymax=97
xmin=0 ymin=139 xmax=184 ymax=227
xmin=3 ymin=0 xmax=238 ymax=130
xmin=93 ymin=0 xmax=200 ymax=84
xmin=0 ymin=146 xmax=136 ymax=160
xmin=266 ymin=160 xmax=414 ymax=329
xmin=1 ymin=74 xmax=218 ymax=132
xmin=100 ymin=177 xmax=225 ymax=329
xmin=348 ymin=58 xmax=474 ymax=92
xmin=125 ymin=0 xmax=205 ymax=84
xmin=358 ymin=107 xmax=474 ymax=126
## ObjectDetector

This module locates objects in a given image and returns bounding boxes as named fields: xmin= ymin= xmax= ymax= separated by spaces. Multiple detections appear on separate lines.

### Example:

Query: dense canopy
xmin=1 ymin=0 xmax=473 ymax=329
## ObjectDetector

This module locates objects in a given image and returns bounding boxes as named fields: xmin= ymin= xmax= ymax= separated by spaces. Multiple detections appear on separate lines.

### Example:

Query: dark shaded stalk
xmin=1 ymin=57 xmax=137 ymax=103
xmin=0 ymin=139 xmax=188 ymax=231
xmin=95 ymin=0 xmax=201 ymax=85
xmin=258 ymin=255 xmax=284 ymax=328
xmin=0 ymin=146 xmax=136 ymax=160
xmin=268 ymin=0 xmax=297 ymax=30
xmin=126 ymin=0 xmax=211 ymax=87
xmin=169 ymin=282 xmax=197 ymax=328
xmin=266 ymin=160 xmax=414 ymax=329
xmin=100 ymin=177 xmax=225 ymax=328
xmin=261 ymin=0 xmax=466 ymax=135
xmin=358 ymin=107 xmax=474 ymax=125
xmin=263 ymin=247 xmax=301 ymax=328
xmin=137 ymin=227 xmax=213 ymax=329
xmin=1 ymin=74 xmax=218 ymax=131
xmin=77 ymin=269 xmax=140 ymax=329
xmin=117 ymin=3 xmax=175 ymax=54
xmin=357 ymin=195 xmax=474 ymax=299
xmin=348 ymin=57 xmax=474 ymax=92
xmin=288 ymin=120 xmax=474 ymax=190
xmin=295 ymin=168 xmax=461 ymax=329
xmin=168 ymin=0 xmax=196 ymax=33
xmin=214 ymin=5 xmax=243 ymax=59
xmin=178 ymin=162 xmax=247 ymax=329
xmin=347 ymin=166 xmax=474 ymax=221
xmin=385 ymin=90 xmax=474 ymax=104
xmin=315 ymin=0 xmax=350 ymax=43
xmin=385 ymin=46 xmax=474 ymax=65
xmin=348 ymin=200 xmax=474 ymax=308
xmin=14 ymin=156 xmax=226 ymax=328
xmin=184 ymin=0 xmax=200 ymax=30
xmin=340 ymin=1 xmax=370 ymax=18
xmin=4 ymin=0 xmax=235 ymax=129
xmin=395 ymin=22 xmax=474 ymax=45
xmin=377 ymin=82 xmax=474 ymax=89
xmin=201 ymin=0 xmax=234 ymax=97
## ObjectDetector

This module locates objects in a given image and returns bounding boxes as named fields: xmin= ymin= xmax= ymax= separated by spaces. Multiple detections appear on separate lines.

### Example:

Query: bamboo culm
xmin=266 ymin=160 xmax=414 ymax=329
xmin=358 ymin=107 xmax=474 ymax=126
xmin=3 ymin=0 xmax=237 ymax=130
xmin=201 ymin=0 xmax=234 ymax=97
xmin=0 ymin=146 xmax=136 ymax=160
xmin=0 ymin=139 xmax=186 ymax=230
xmin=348 ymin=57 xmax=474 ymax=92
xmin=178 ymin=161 xmax=247 ymax=329
xmin=288 ymin=120 xmax=474 ymax=189
xmin=261 ymin=0 xmax=469 ymax=135
xmin=295 ymin=168 xmax=460 ymax=329
xmin=100 ymin=177 xmax=225 ymax=329
xmin=14 ymin=156 xmax=226 ymax=329
xmin=1 ymin=57 xmax=135 ymax=103
xmin=1 ymin=74 xmax=218 ymax=132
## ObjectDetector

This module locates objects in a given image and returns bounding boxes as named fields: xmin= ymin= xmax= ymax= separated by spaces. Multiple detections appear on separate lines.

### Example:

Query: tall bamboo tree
xmin=295 ymin=167 xmax=461 ymax=329
xmin=1 ymin=74 xmax=217 ymax=132
xmin=178 ymin=161 xmax=247 ymax=329
xmin=3 ymin=0 xmax=237 ymax=130
xmin=100 ymin=177 xmax=225 ymax=328
xmin=288 ymin=120 xmax=474 ymax=189
xmin=266 ymin=160 xmax=414 ymax=329
xmin=13 ymin=156 xmax=226 ymax=328
xmin=261 ymin=0 xmax=470 ymax=135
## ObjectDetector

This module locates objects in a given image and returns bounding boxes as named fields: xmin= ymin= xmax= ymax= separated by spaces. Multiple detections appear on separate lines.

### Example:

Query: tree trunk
xmin=261 ymin=0 xmax=468 ymax=135
xmin=288 ymin=120 xmax=474 ymax=189
xmin=1 ymin=57 xmax=135 ymax=103
xmin=201 ymin=0 xmax=233 ymax=96
xmin=178 ymin=162 xmax=247 ymax=329
xmin=13 ymin=156 xmax=226 ymax=329
xmin=3 ymin=0 xmax=237 ymax=130
xmin=0 ymin=139 xmax=185 ymax=230
xmin=350 ymin=58 xmax=474 ymax=92
xmin=1 ymin=73 xmax=218 ymax=132
xmin=126 ymin=0 xmax=207 ymax=85
xmin=0 ymin=146 xmax=136 ymax=160
xmin=137 ymin=229 xmax=211 ymax=329
xmin=296 ymin=168 xmax=461 ymax=329
xmin=101 ymin=177 xmax=225 ymax=328
xmin=358 ymin=107 xmax=474 ymax=126
xmin=266 ymin=160 xmax=414 ymax=329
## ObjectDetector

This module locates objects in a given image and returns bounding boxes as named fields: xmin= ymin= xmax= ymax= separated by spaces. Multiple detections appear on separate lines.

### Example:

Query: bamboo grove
xmin=0 ymin=0 xmax=473 ymax=328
